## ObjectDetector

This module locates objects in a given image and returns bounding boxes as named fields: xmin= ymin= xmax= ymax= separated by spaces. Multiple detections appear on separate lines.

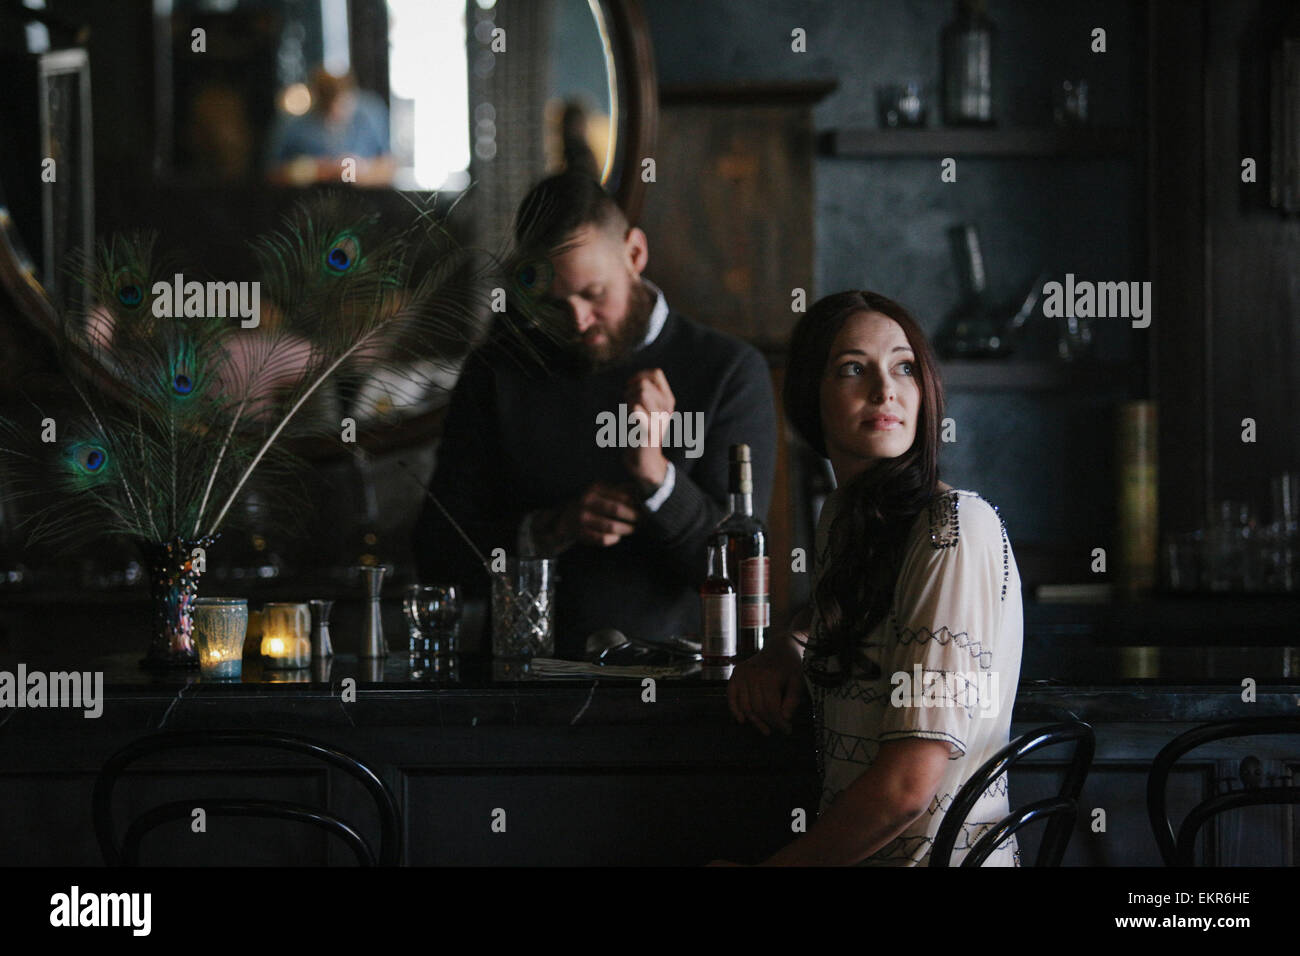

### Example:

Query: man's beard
xmin=572 ymin=280 xmax=654 ymax=373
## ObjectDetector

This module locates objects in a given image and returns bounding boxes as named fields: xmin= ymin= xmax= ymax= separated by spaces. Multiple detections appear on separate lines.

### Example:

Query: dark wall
xmin=1205 ymin=0 xmax=1300 ymax=510
xmin=646 ymin=0 xmax=1141 ymax=323
xmin=644 ymin=0 xmax=1148 ymax=576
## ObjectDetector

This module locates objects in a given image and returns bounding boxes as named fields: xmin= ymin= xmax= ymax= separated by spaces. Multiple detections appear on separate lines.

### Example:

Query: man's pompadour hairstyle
xmin=513 ymin=171 xmax=628 ymax=254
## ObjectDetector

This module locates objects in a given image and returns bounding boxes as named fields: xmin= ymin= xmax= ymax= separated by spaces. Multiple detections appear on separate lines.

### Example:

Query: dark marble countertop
xmin=5 ymin=641 xmax=1300 ymax=687
xmin=0 ymin=645 xmax=1295 ymax=729
xmin=1 ymin=592 xmax=1297 ymax=727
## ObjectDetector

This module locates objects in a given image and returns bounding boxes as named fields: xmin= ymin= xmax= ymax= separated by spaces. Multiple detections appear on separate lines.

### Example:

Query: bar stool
xmin=931 ymin=721 xmax=1095 ymax=867
xmin=1147 ymin=715 xmax=1300 ymax=866
xmin=93 ymin=729 xmax=402 ymax=866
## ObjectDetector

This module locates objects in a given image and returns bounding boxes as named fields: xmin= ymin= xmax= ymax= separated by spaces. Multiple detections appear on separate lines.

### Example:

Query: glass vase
xmin=137 ymin=535 xmax=219 ymax=668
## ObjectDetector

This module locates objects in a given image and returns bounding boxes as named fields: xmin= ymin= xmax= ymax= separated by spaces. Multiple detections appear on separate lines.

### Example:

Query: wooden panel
xmin=637 ymin=95 xmax=818 ymax=351
xmin=1203 ymin=0 xmax=1300 ymax=507
xmin=1148 ymin=0 xmax=1210 ymax=531
xmin=401 ymin=768 xmax=816 ymax=866
xmin=2 ymin=719 xmax=1296 ymax=866
xmin=1151 ymin=0 xmax=1300 ymax=525
xmin=768 ymin=364 xmax=793 ymax=628
xmin=0 ymin=769 xmax=334 ymax=866
xmin=823 ymin=127 xmax=1140 ymax=158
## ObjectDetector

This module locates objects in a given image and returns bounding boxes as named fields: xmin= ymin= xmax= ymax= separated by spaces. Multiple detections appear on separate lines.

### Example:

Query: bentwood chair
xmin=93 ymin=730 xmax=402 ymax=866
xmin=931 ymin=721 xmax=1095 ymax=867
xmin=1147 ymin=715 xmax=1300 ymax=866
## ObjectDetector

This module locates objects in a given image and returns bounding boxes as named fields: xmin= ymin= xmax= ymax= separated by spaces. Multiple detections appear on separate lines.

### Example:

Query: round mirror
xmin=0 ymin=0 xmax=657 ymax=458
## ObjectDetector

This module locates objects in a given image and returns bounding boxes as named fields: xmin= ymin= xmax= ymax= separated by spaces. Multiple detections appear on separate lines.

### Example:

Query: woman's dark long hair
xmin=783 ymin=291 xmax=945 ymax=687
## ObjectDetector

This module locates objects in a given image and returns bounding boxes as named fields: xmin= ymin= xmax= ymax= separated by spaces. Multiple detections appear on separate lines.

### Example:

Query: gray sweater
xmin=412 ymin=309 xmax=776 ymax=658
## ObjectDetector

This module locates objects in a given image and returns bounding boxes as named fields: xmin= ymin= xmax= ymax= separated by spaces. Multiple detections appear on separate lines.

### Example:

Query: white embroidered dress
xmin=804 ymin=488 xmax=1024 ymax=866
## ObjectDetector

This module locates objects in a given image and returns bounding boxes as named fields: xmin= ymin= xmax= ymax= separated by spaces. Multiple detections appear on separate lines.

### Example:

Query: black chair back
xmin=93 ymin=730 xmax=402 ymax=866
xmin=1147 ymin=715 xmax=1300 ymax=866
xmin=931 ymin=720 xmax=1095 ymax=867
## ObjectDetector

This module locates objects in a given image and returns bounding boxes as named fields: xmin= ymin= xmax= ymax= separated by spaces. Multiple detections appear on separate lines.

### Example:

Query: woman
xmin=727 ymin=290 xmax=1023 ymax=866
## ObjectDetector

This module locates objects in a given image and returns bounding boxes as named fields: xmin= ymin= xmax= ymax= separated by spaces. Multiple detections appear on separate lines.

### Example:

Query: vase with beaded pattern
xmin=138 ymin=535 xmax=219 ymax=668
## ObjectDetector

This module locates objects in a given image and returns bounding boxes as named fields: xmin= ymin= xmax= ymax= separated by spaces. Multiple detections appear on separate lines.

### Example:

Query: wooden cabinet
xmin=1 ymin=680 xmax=1295 ymax=866
xmin=637 ymin=82 xmax=833 ymax=352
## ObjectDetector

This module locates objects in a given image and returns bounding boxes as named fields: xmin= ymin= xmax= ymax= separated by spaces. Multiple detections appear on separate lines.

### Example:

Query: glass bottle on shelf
xmin=934 ymin=223 xmax=1007 ymax=357
xmin=942 ymin=0 xmax=996 ymax=127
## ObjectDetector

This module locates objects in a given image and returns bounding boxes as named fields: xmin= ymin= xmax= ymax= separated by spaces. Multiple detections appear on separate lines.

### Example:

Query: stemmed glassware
xmin=404 ymin=584 xmax=462 ymax=676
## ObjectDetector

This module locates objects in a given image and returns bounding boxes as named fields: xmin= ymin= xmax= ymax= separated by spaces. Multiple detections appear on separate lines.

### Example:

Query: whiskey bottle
xmin=700 ymin=533 xmax=737 ymax=663
xmin=714 ymin=444 xmax=769 ymax=657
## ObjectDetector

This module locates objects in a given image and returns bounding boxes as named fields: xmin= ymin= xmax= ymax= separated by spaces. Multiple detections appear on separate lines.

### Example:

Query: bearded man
xmin=413 ymin=172 xmax=776 ymax=656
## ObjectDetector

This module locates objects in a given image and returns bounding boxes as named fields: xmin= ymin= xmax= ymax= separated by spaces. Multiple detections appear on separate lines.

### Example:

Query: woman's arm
xmin=759 ymin=737 xmax=951 ymax=866
xmin=726 ymin=604 xmax=811 ymax=735
xmin=787 ymin=604 xmax=812 ymax=655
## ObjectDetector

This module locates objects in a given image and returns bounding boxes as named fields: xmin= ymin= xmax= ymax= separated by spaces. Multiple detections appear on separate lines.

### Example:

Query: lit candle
xmin=260 ymin=603 xmax=312 ymax=669
xmin=193 ymin=597 xmax=248 ymax=680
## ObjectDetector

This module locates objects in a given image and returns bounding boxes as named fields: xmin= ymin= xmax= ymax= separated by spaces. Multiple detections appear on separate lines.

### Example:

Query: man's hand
xmin=623 ymin=368 xmax=675 ymax=494
xmin=533 ymin=481 xmax=642 ymax=552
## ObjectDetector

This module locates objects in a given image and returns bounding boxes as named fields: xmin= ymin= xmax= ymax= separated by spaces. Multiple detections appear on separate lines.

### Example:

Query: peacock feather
xmin=0 ymin=191 xmax=572 ymax=565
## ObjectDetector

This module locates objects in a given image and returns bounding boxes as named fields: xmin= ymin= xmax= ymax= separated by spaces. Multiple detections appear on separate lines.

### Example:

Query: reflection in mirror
xmin=386 ymin=0 xmax=470 ymax=191
xmin=0 ymin=0 xmax=649 ymax=462
xmin=542 ymin=0 xmax=617 ymax=183
xmin=160 ymin=0 xmax=399 ymax=187
xmin=463 ymin=0 xmax=619 ymax=244
xmin=142 ymin=0 xmax=622 ymax=432
xmin=158 ymin=0 xmax=617 ymax=207
xmin=0 ymin=47 xmax=92 ymax=314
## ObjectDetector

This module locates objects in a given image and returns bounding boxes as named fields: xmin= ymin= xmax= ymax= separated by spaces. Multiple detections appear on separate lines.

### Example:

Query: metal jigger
xmin=311 ymin=655 xmax=333 ymax=683
xmin=308 ymin=599 xmax=334 ymax=658
xmin=357 ymin=565 xmax=389 ymax=658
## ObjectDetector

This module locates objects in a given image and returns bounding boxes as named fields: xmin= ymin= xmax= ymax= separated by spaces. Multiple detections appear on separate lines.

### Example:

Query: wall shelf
xmin=939 ymin=358 xmax=1128 ymax=390
xmin=819 ymin=127 xmax=1139 ymax=158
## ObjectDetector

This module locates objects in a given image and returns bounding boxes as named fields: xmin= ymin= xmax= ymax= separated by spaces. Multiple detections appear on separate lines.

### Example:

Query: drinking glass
xmin=260 ymin=602 xmax=311 ymax=669
xmin=876 ymin=83 xmax=927 ymax=128
xmin=491 ymin=559 xmax=556 ymax=659
xmin=1052 ymin=79 xmax=1089 ymax=126
xmin=1258 ymin=522 xmax=1297 ymax=592
xmin=404 ymin=584 xmax=462 ymax=667
xmin=1206 ymin=501 xmax=1257 ymax=591
xmin=193 ymin=597 xmax=248 ymax=679
xmin=1057 ymin=314 xmax=1094 ymax=361
xmin=1272 ymin=472 xmax=1299 ymax=529
xmin=1161 ymin=531 xmax=1202 ymax=591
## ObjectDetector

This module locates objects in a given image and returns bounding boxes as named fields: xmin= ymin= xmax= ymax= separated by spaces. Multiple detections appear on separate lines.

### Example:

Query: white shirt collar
xmin=639 ymin=278 xmax=669 ymax=350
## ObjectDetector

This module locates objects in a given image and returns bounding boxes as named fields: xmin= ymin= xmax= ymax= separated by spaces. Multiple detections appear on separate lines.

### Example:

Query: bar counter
xmin=1 ymin=596 xmax=1298 ymax=866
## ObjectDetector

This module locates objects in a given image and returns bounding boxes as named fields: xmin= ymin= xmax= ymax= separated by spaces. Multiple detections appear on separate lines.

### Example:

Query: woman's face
xmin=819 ymin=311 xmax=921 ymax=477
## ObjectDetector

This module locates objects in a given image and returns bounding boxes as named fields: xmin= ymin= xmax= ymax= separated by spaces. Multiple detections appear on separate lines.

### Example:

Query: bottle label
xmin=740 ymin=557 xmax=771 ymax=629
xmin=701 ymin=593 xmax=737 ymax=658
